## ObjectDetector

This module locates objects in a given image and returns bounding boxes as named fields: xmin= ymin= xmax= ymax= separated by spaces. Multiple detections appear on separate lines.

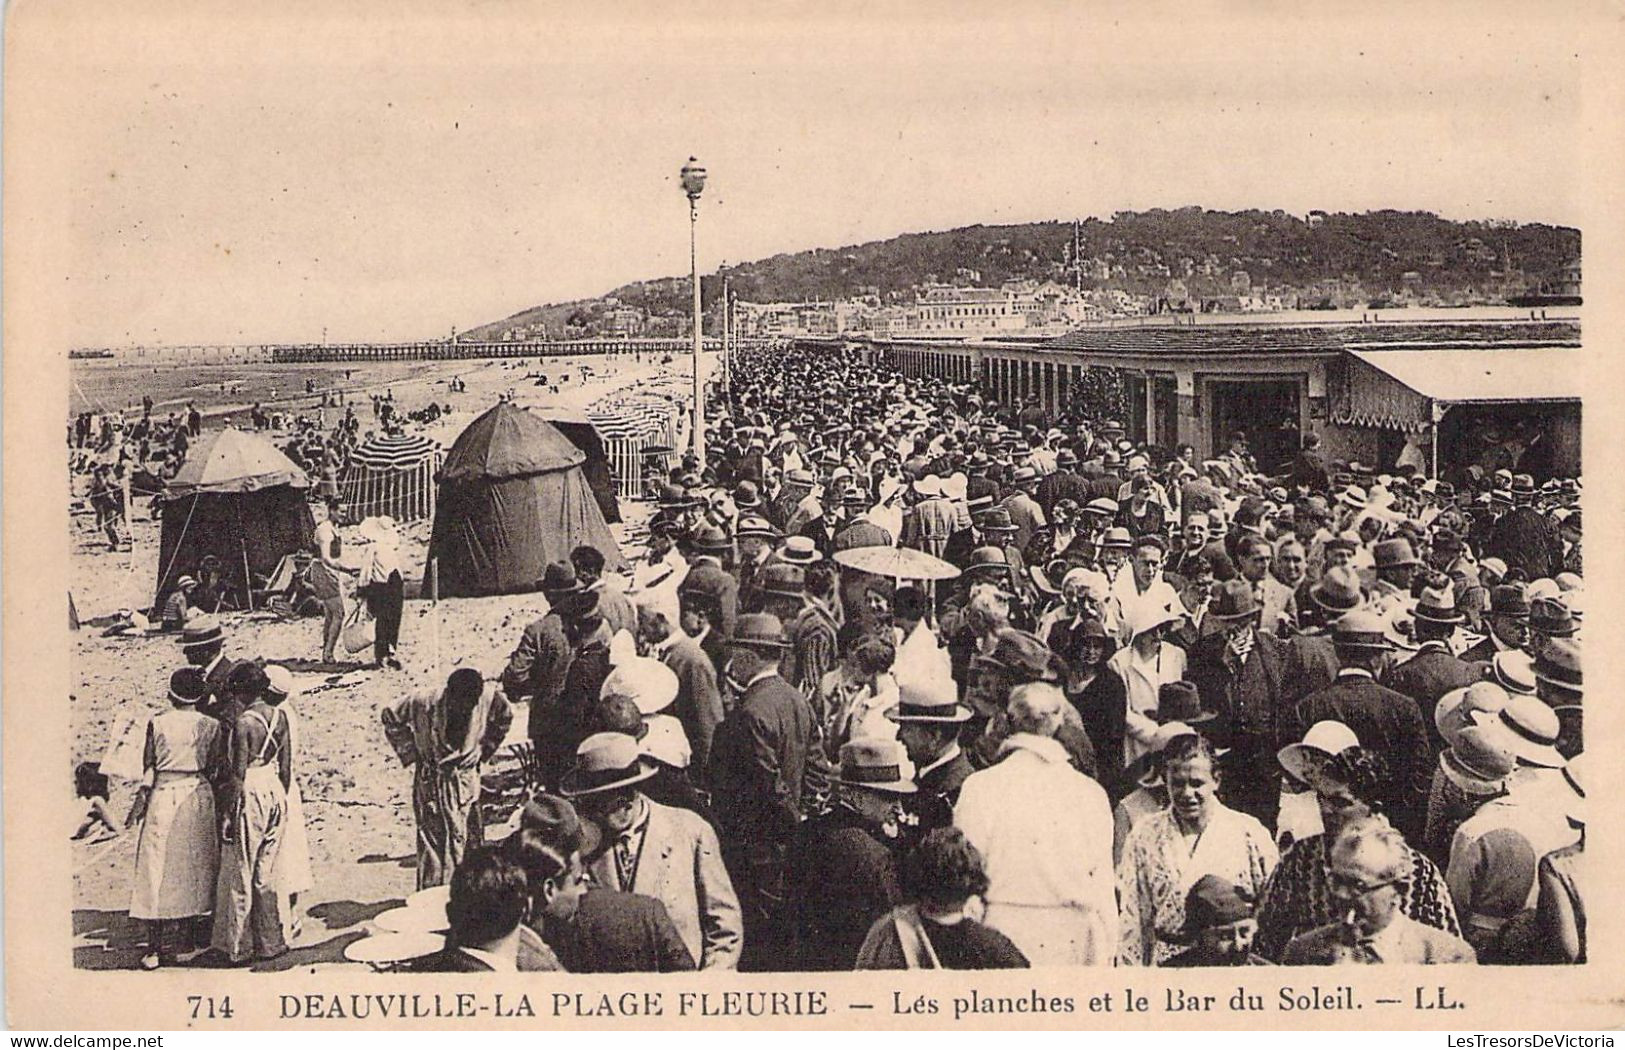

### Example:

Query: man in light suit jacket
xmin=565 ymin=733 xmax=742 ymax=970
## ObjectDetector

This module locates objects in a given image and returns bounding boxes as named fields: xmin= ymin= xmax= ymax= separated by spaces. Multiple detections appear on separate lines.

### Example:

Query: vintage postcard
xmin=5 ymin=0 xmax=1624 ymax=1033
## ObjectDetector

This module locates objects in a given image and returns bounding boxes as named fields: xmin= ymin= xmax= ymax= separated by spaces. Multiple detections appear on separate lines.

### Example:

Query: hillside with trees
xmin=463 ymin=208 xmax=1580 ymax=339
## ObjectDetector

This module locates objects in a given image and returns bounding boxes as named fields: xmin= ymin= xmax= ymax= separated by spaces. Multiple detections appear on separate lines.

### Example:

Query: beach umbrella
xmin=833 ymin=545 xmax=962 ymax=581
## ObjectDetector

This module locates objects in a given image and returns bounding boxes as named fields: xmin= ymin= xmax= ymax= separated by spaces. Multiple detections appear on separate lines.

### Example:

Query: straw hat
xmin=167 ymin=666 xmax=209 ymax=706
xmin=600 ymin=656 xmax=680 ymax=716
xmin=1309 ymin=565 xmax=1364 ymax=615
xmin=1278 ymin=720 xmax=1360 ymax=785
xmin=836 ymin=737 xmax=917 ymax=794
xmin=1489 ymin=652 xmax=1536 ymax=696
xmin=779 ymin=536 xmax=823 ymax=565
xmin=1439 ymin=727 xmax=1515 ymax=797
xmin=177 ymin=615 xmax=225 ymax=650
xmin=559 ymin=733 xmax=658 ymax=797
xmin=1470 ymin=696 xmax=1565 ymax=768
xmin=1435 ymin=681 xmax=1510 ymax=748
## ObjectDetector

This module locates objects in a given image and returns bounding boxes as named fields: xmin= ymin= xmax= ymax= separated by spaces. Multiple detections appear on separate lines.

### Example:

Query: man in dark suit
xmin=1485 ymin=476 xmax=1560 ymax=581
xmin=1186 ymin=580 xmax=1290 ymax=829
xmin=414 ymin=846 xmax=530 ymax=972
xmin=707 ymin=613 xmax=813 ymax=970
xmin=1382 ymin=585 xmax=1484 ymax=752
xmin=641 ymin=606 xmax=725 ymax=778
xmin=1460 ymin=584 xmax=1530 ymax=664
xmin=503 ymin=563 xmax=581 ymax=769
xmin=1035 ymin=447 xmax=1090 ymax=516
xmin=888 ymin=670 xmax=976 ymax=838
xmin=786 ymin=738 xmax=911 ymax=970
xmin=511 ymin=796 xmax=694 ymax=973
xmin=1292 ymin=612 xmax=1434 ymax=843
xmin=678 ymin=523 xmax=740 ymax=642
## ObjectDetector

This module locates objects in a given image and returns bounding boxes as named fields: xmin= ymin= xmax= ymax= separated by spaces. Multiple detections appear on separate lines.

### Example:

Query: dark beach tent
xmin=428 ymin=402 xmax=628 ymax=597
xmin=536 ymin=412 xmax=622 ymax=523
xmin=340 ymin=432 xmax=442 ymax=524
xmin=155 ymin=428 xmax=314 ymax=610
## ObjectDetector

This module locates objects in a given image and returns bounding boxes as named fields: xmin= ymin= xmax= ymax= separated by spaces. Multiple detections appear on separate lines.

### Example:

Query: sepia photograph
xmin=6 ymin=0 xmax=1624 ymax=1034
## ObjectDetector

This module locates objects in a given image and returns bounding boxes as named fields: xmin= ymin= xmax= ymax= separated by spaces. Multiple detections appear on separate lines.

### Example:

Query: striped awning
xmin=350 ymin=432 xmax=441 ymax=469
xmin=588 ymin=394 xmax=675 ymax=441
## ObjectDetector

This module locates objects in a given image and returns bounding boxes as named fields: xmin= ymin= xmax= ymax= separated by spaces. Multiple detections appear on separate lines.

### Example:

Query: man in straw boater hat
xmin=887 ymin=651 xmax=975 ymax=837
xmin=786 ymin=737 xmax=918 ymax=970
xmin=706 ymin=612 xmax=813 ymax=970
xmin=1292 ymin=610 xmax=1433 ymax=843
xmin=562 ymin=732 xmax=741 ymax=970
xmin=1185 ymin=578 xmax=1289 ymax=830
xmin=1384 ymin=582 xmax=1484 ymax=735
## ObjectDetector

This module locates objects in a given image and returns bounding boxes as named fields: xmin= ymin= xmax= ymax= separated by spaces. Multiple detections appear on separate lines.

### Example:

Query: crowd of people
xmin=110 ymin=340 xmax=1586 ymax=972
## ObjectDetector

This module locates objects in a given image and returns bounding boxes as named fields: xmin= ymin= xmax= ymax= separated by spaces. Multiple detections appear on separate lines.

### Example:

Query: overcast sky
xmin=11 ymin=1 xmax=1592 ymax=346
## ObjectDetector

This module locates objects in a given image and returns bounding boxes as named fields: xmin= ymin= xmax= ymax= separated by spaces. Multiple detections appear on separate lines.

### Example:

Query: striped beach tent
xmin=587 ymin=394 xmax=681 ymax=499
xmin=340 ymin=432 xmax=442 ymax=523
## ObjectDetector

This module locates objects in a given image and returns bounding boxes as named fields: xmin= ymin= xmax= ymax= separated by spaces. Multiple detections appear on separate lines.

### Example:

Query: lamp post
xmin=681 ymin=156 xmax=708 ymax=470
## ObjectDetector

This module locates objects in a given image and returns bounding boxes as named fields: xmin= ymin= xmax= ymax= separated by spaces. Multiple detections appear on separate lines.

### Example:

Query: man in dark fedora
xmin=1384 ymin=583 xmax=1484 ymax=750
xmin=1460 ymin=584 xmax=1531 ymax=664
xmin=1486 ymin=473 xmax=1560 ymax=581
xmin=1000 ymin=466 xmax=1046 ymax=551
xmin=1282 ymin=564 xmax=1361 ymax=706
xmin=786 ymin=737 xmax=917 ymax=970
xmin=1369 ymin=538 xmax=1420 ymax=617
xmin=677 ymin=522 xmax=739 ymax=643
xmin=177 ymin=615 xmax=242 ymax=719
xmin=706 ymin=613 xmax=813 ymax=970
xmin=1292 ymin=611 xmax=1433 ymax=842
xmin=1527 ymin=596 xmax=1577 ymax=660
xmin=503 ymin=562 xmax=581 ymax=767
xmin=551 ymin=588 xmax=614 ymax=784
xmin=563 ymin=733 xmax=741 ymax=970
xmin=1186 ymin=579 xmax=1289 ymax=828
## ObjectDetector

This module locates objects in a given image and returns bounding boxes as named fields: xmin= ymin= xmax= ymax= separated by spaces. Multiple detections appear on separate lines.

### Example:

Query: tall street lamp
xmin=681 ymin=156 xmax=708 ymax=469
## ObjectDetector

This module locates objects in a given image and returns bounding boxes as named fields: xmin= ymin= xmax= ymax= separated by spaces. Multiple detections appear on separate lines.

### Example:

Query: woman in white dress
xmin=1117 ymin=733 xmax=1278 ymax=966
xmin=129 ymin=667 xmax=223 ymax=970
xmin=265 ymin=666 xmax=313 ymax=942
xmin=1108 ymin=604 xmax=1187 ymax=767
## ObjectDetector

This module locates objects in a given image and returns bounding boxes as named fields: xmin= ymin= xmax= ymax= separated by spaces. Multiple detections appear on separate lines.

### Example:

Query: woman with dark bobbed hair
xmin=1254 ymin=747 xmax=1461 ymax=961
xmin=854 ymin=827 xmax=1028 ymax=970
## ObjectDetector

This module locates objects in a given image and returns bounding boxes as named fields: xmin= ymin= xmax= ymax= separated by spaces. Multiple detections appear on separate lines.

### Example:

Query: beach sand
xmin=69 ymin=350 xmax=714 ymax=971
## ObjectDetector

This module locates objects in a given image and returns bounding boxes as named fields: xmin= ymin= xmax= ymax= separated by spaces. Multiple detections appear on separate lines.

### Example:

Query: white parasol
xmin=833 ymin=545 xmax=961 ymax=581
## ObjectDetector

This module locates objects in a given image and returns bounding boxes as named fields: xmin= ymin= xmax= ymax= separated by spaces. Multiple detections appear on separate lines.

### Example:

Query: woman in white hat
xmin=357 ymin=515 xmax=404 ymax=670
xmin=1117 ymin=731 xmax=1277 ymax=968
xmin=128 ymin=666 xmax=223 ymax=969
xmin=1107 ymin=603 xmax=1186 ymax=767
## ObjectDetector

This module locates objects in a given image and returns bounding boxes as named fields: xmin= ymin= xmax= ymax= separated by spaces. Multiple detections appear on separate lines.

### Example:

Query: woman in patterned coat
xmin=1117 ymin=733 xmax=1277 ymax=965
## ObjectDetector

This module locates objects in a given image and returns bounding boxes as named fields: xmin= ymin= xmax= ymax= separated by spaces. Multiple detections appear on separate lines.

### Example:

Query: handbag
xmin=341 ymin=601 xmax=375 ymax=653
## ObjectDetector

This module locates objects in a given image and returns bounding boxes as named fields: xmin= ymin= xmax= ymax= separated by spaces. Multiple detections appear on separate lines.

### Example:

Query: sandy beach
xmin=70 ymin=349 xmax=713 ymax=971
